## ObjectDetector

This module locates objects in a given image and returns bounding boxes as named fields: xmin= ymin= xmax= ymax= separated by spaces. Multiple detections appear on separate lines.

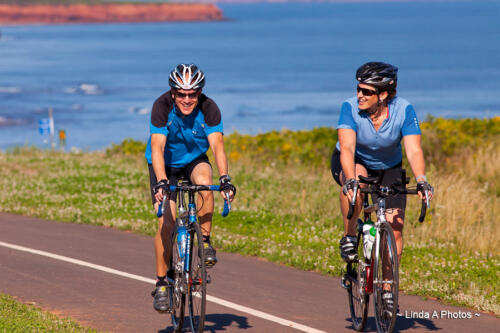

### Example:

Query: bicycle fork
xmin=372 ymin=200 xmax=395 ymax=288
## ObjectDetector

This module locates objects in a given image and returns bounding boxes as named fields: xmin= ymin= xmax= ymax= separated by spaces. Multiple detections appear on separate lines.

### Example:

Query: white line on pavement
xmin=0 ymin=240 xmax=326 ymax=333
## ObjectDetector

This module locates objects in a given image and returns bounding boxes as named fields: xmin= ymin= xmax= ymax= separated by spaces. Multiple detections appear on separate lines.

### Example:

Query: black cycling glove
xmin=154 ymin=179 xmax=170 ymax=194
xmin=219 ymin=175 xmax=236 ymax=197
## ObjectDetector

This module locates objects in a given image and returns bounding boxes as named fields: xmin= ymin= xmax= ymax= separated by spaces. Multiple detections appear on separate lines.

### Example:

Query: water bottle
xmin=177 ymin=222 xmax=187 ymax=260
xmin=363 ymin=220 xmax=375 ymax=260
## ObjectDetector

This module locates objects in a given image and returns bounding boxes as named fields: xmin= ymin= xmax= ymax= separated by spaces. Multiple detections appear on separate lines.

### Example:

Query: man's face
xmin=172 ymin=89 xmax=201 ymax=115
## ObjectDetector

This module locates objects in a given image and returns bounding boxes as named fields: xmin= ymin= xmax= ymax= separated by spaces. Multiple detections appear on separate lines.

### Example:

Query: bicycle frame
xmin=354 ymin=196 xmax=392 ymax=294
xmin=174 ymin=197 xmax=196 ymax=281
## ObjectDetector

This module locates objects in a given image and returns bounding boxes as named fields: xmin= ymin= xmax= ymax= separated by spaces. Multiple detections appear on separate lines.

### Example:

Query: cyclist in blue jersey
xmin=331 ymin=62 xmax=434 ymax=310
xmin=147 ymin=63 xmax=236 ymax=312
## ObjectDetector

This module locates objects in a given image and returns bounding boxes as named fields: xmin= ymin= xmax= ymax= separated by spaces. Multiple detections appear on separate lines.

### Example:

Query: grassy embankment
xmin=0 ymin=117 xmax=499 ymax=316
xmin=0 ymin=293 xmax=100 ymax=332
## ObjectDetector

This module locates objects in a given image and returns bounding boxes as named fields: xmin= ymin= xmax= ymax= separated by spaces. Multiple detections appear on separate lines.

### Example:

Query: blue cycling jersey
xmin=335 ymin=96 xmax=421 ymax=169
xmin=145 ymin=91 xmax=223 ymax=167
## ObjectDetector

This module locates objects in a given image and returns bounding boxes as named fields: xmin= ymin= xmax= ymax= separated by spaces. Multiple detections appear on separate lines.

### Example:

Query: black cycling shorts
xmin=330 ymin=148 xmax=406 ymax=210
xmin=148 ymin=154 xmax=211 ymax=204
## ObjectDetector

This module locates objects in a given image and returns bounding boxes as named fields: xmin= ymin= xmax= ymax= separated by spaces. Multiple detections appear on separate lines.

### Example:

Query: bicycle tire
xmin=347 ymin=230 xmax=369 ymax=331
xmin=373 ymin=222 xmax=399 ymax=333
xmin=187 ymin=222 xmax=207 ymax=333
xmin=170 ymin=225 xmax=185 ymax=332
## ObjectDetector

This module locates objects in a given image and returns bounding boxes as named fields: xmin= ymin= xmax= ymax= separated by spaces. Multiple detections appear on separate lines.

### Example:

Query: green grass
xmin=400 ymin=246 xmax=499 ymax=312
xmin=1 ymin=117 xmax=499 ymax=317
xmin=0 ymin=293 xmax=100 ymax=332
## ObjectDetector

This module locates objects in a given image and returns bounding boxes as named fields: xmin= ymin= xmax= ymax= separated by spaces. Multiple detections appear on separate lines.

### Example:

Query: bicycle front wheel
xmin=187 ymin=222 xmax=207 ymax=333
xmin=373 ymin=222 xmax=399 ymax=333
xmin=347 ymin=231 xmax=369 ymax=331
xmin=170 ymin=225 xmax=185 ymax=332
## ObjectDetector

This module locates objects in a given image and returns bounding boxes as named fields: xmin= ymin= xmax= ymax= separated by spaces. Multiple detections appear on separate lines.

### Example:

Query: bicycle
xmin=341 ymin=169 xmax=430 ymax=333
xmin=157 ymin=180 xmax=231 ymax=333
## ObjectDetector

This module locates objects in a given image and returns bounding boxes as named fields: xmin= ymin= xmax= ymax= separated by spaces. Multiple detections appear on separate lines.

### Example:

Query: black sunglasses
xmin=175 ymin=91 xmax=199 ymax=99
xmin=357 ymin=86 xmax=378 ymax=96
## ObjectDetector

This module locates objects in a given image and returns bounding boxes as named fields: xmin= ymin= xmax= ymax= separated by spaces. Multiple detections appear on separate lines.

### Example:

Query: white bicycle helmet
xmin=169 ymin=63 xmax=205 ymax=90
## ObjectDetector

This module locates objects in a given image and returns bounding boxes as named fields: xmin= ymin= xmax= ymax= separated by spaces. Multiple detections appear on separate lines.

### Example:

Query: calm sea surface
xmin=0 ymin=1 xmax=499 ymax=150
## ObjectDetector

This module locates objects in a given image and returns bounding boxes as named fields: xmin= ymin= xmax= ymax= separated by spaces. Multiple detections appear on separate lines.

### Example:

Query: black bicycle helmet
xmin=169 ymin=63 xmax=205 ymax=90
xmin=356 ymin=62 xmax=398 ymax=92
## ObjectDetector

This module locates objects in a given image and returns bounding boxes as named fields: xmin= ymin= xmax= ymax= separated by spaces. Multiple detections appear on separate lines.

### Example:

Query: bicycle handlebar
xmin=156 ymin=184 xmax=231 ymax=218
xmin=404 ymin=188 xmax=427 ymax=222
xmin=354 ymin=185 xmax=428 ymax=222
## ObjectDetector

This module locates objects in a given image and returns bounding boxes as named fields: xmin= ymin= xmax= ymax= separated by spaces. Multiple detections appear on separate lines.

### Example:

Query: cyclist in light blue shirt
xmin=331 ymin=62 xmax=434 ymax=311
xmin=335 ymin=95 xmax=421 ymax=170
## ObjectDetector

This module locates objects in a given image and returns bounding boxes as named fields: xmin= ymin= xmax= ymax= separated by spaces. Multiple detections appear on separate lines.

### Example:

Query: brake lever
xmin=347 ymin=184 xmax=358 ymax=219
xmin=418 ymin=189 xmax=430 ymax=223
xmin=351 ymin=185 xmax=358 ymax=206
xmin=221 ymin=191 xmax=231 ymax=217
xmin=157 ymin=194 xmax=166 ymax=218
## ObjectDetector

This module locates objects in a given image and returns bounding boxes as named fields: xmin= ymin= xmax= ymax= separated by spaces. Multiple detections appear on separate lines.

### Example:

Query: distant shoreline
xmin=0 ymin=3 xmax=224 ymax=25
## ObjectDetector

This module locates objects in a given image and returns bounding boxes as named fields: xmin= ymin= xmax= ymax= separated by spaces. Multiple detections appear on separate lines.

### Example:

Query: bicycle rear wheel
xmin=373 ymin=222 xmax=399 ymax=333
xmin=170 ymin=225 xmax=185 ymax=332
xmin=347 ymin=231 xmax=369 ymax=331
xmin=187 ymin=222 xmax=207 ymax=333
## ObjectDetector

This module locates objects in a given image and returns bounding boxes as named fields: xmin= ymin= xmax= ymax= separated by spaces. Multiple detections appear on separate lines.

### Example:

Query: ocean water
xmin=0 ymin=1 xmax=499 ymax=150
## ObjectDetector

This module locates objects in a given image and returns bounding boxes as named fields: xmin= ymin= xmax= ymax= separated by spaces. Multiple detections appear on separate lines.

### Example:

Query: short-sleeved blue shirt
xmin=335 ymin=96 xmax=421 ymax=170
xmin=145 ymin=91 xmax=223 ymax=168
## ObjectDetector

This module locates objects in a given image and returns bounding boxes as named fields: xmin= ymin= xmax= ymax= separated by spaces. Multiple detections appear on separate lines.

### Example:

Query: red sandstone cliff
xmin=0 ymin=3 xmax=224 ymax=24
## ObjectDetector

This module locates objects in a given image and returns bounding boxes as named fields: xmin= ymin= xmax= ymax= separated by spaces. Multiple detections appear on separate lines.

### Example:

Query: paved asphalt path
xmin=0 ymin=212 xmax=498 ymax=332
